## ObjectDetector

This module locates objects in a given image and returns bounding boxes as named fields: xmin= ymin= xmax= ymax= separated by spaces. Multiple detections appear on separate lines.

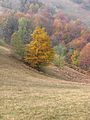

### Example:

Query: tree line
xmin=0 ymin=0 xmax=90 ymax=70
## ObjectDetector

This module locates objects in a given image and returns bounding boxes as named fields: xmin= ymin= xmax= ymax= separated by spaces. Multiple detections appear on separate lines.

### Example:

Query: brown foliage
xmin=79 ymin=43 xmax=90 ymax=69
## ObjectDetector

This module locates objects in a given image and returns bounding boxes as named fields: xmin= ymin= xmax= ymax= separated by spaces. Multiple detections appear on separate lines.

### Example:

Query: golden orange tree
xmin=25 ymin=26 xmax=54 ymax=68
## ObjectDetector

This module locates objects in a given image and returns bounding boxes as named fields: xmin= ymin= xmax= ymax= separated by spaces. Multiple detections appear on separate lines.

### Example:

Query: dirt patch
xmin=41 ymin=65 xmax=90 ymax=83
xmin=0 ymin=45 xmax=90 ymax=84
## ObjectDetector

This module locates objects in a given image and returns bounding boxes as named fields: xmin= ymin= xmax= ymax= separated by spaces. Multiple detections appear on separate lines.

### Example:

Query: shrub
xmin=71 ymin=50 xmax=79 ymax=66
xmin=53 ymin=54 xmax=65 ymax=68
xmin=54 ymin=45 xmax=66 ymax=67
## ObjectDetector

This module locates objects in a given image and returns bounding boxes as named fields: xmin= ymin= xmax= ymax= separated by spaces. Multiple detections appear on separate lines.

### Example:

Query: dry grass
xmin=0 ymin=47 xmax=90 ymax=120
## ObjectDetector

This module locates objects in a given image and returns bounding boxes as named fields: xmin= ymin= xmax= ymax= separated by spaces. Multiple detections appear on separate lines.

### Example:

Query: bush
xmin=71 ymin=50 xmax=79 ymax=66
xmin=53 ymin=54 xmax=65 ymax=68
xmin=54 ymin=45 xmax=66 ymax=67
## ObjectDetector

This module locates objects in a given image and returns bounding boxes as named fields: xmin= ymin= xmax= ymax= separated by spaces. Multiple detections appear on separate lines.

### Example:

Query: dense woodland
xmin=0 ymin=0 xmax=90 ymax=70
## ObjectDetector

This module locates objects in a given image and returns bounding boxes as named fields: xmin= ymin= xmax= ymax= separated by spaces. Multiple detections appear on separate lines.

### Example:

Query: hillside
xmin=0 ymin=0 xmax=90 ymax=72
xmin=0 ymin=1 xmax=90 ymax=119
xmin=0 ymin=46 xmax=90 ymax=120
xmin=40 ymin=0 xmax=90 ymax=28
xmin=0 ymin=0 xmax=90 ymax=28
xmin=0 ymin=45 xmax=90 ymax=83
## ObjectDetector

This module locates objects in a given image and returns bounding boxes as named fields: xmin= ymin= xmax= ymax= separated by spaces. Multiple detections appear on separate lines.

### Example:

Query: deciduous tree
xmin=79 ymin=43 xmax=90 ymax=69
xmin=25 ymin=26 xmax=54 ymax=68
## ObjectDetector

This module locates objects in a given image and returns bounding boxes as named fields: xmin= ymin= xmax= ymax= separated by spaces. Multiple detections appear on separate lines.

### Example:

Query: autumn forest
xmin=0 ymin=1 xmax=90 ymax=120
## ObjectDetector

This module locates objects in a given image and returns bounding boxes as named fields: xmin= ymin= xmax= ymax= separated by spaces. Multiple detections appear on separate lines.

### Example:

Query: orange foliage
xmin=68 ymin=32 xmax=90 ymax=51
xmin=79 ymin=43 xmax=90 ymax=68
xmin=53 ymin=19 xmax=64 ymax=32
xmin=15 ymin=12 xmax=26 ymax=19
xmin=25 ymin=26 xmax=54 ymax=68
xmin=68 ymin=37 xmax=87 ymax=50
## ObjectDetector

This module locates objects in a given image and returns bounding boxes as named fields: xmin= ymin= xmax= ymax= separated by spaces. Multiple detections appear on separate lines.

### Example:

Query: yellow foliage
xmin=25 ymin=26 xmax=54 ymax=68
xmin=71 ymin=50 xmax=79 ymax=66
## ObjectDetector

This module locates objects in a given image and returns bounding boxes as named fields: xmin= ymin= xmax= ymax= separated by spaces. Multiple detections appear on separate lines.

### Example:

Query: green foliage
xmin=53 ymin=55 xmax=65 ymax=67
xmin=11 ymin=18 xmax=28 ymax=58
xmin=54 ymin=45 xmax=66 ymax=67
xmin=18 ymin=17 xmax=35 ymax=43
xmin=11 ymin=31 xmax=25 ymax=58
xmin=3 ymin=15 xmax=18 ymax=43
xmin=54 ymin=44 xmax=66 ymax=57
xmin=0 ymin=39 xmax=6 ymax=46
xmin=18 ymin=18 xmax=27 ymax=42
xmin=19 ymin=18 xmax=27 ymax=29
xmin=71 ymin=50 xmax=79 ymax=66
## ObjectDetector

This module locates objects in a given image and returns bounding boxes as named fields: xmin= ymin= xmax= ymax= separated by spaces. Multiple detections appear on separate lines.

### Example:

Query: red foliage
xmin=15 ymin=12 xmax=26 ymax=19
xmin=68 ymin=31 xmax=90 ymax=51
xmin=79 ymin=43 xmax=90 ymax=69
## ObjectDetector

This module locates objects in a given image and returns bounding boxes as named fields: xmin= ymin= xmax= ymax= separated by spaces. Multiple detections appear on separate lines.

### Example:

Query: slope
xmin=1 ymin=0 xmax=90 ymax=28
xmin=40 ymin=0 xmax=90 ymax=28
xmin=0 ymin=46 xmax=90 ymax=120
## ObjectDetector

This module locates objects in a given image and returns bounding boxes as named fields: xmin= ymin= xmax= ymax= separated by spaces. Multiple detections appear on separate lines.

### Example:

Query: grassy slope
xmin=0 ymin=46 xmax=90 ymax=120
